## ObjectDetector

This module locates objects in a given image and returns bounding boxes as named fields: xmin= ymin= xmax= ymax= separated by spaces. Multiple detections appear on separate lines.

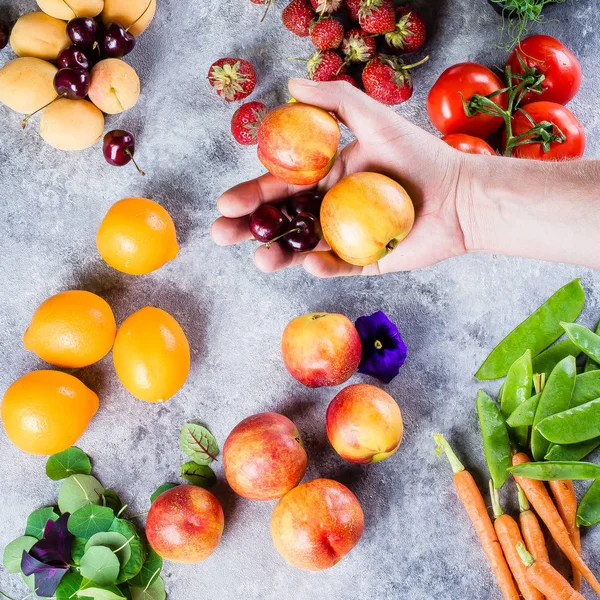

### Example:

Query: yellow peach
xmin=10 ymin=12 xmax=70 ymax=61
xmin=0 ymin=58 xmax=57 ymax=114
xmin=40 ymin=99 xmax=105 ymax=151
xmin=102 ymin=0 xmax=157 ymax=37
xmin=88 ymin=59 xmax=140 ymax=115
xmin=37 ymin=0 xmax=104 ymax=20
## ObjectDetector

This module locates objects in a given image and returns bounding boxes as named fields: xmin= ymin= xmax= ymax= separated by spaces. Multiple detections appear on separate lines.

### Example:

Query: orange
xmin=113 ymin=307 xmax=190 ymax=403
xmin=96 ymin=198 xmax=179 ymax=275
xmin=23 ymin=290 xmax=116 ymax=369
xmin=1 ymin=370 xmax=99 ymax=455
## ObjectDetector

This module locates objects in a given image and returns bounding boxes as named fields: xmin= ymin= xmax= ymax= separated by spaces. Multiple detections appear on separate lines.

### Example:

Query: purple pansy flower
xmin=355 ymin=311 xmax=407 ymax=384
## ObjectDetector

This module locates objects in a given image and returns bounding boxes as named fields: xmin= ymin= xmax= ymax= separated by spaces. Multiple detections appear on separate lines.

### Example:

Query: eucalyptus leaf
xmin=150 ymin=484 xmax=178 ymax=504
xmin=180 ymin=423 xmax=218 ymax=465
xmin=129 ymin=548 xmax=162 ymax=589
xmin=102 ymin=490 xmax=123 ymax=514
xmin=55 ymin=571 xmax=83 ymax=600
xmin=46 ymin=448 xmax=92 ymax=481
xmin=58 ymin=475 xmax=104 ymax=515
xmin=130 ymin=577 xmax=166 ymax=600
xmin=2 ymin=536 xmax=37 ymax=573
xmin=80 ymin=546 xmax=120 ymax=587
xmin=86 ymin=532 xmax=131 ymax=569
xmin=181 ymin=462 xmax=216 ymax=488
xmin=68 ymin=505 xmax=115 ymax=539
xmin=25 ymin=506 xmax=59 ymax=539
xmin=109 ymin=519 xmax=146 ymax=583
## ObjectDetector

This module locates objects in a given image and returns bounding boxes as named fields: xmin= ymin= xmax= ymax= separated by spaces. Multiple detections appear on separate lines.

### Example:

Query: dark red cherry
xmin=103 ymin=130 xmax=145 ymax=176
xmin=101 ymin=22 xmax=136 ymax=58
xmin=281 ymin=212 xmax=322 ymax=252
xmin=249 ymin=205 xmax=290 ymax=243
xmin=0 ymin=21 xmax=9 ymax=50
xmin=54 ymin=68 xmax=90 ymax=99
xmin=285 ymin=191 xmax=323 ymax=217
xmin=67 ymin=17 xmax=98 ymax=48
xmin=57 ymin=46 xmax=94 ymax=70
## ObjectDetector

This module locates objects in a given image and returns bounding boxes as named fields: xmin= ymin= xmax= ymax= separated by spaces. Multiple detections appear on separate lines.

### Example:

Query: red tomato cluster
xmin=427 ymin=35 xmax=585 ymax=161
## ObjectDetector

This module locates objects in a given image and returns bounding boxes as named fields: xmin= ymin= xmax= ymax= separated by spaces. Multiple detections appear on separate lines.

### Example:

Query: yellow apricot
xmin=10 ymin=12 xmax=70 ymax=61
xmin=102 ymin=0 xmax=156 ymax=36
xmin=37 ymin=0 xmax=104 ymax=20
xmin=88 ymin=59 xmax=140 ymax=115
xmin=0 ymin=58 xmax=57 ymax=114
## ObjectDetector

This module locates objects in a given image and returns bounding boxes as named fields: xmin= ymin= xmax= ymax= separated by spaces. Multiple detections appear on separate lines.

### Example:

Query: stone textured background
xmin=1 ymin=0 xmax=599 ymax=598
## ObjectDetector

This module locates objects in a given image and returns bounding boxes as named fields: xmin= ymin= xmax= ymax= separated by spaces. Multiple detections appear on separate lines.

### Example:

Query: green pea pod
xmin=531 ymin=355 xmax=577 ymax=461
xmin=562 ymin=322 xmax=600 ymax=364
xmin=500 ymin=350 xmax=532 ymax=447
xmin=532 ymin=339 xmax=581 ymax=378
xmin=475 ymin=279 xmax=585 ymax=381
xmin=536 ymin=397 xmax=600 ymax=444
xmin=577 ymin=479 xmax=600 ymax=527
xmin=476 ymin=390 xmax=512 ymax=489
xmin=572 ymin=370 xmax=600 ymax=407
xmin=506 ymin=393 xmax=540 ymax=428
xmin=509 ymin=461 xmax=600 ymax=481
xmin=584 ymin=321 xmax=600 ymax=372
xmin=545 ymin=438 xmax=600 ymax=462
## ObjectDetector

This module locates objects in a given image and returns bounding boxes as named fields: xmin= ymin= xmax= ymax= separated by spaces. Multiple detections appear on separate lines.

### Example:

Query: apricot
xmin=10 ymin=12 xmax=70 ymax=61
xmin=102 ymin=0 xmax=157 ymax=37
xmin=88 ymin=59 xmax=140 ymax=115
xmin=0 ymin=58 xmax=57 ymax=114
xmin=37 ymin=0 xmax=104 ymax=20
xmin=40 ymin=99 xmax=105 ymax=151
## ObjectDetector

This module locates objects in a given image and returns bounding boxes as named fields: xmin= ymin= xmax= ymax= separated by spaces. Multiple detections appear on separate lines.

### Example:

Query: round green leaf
xmin=2 ymin=536 xmax=37 ymax=573
xmin=56 ymin=572 xmax=84 ymax=599
xmin=181 ymin=462 xmax=216 ymax=489
xmin=68 ymin=505 xmax=115 ymax=539
xmin=80 ymin=546 xmax=120 ymax=587
xmin=46 ymin=447 xmax=92 ymax=481
xmin=109 ymin=519 xmax=146 ymax=583
xmin=150 ymin=484 xmax=177 ymax=504
xmin=129 ymin=548 xmax=162 ymax=589
xmin=130 ymin=577 xmax=165 ymax=600
xmin=25 ymin=506 xmax=59 ymax=539
xmin=22 ymin=572 xmax=35 ymax=591
xmin=86 ymin=532 xmax=132 ymax=569
xmin=180 ymin=423 xmax=218 ymax=465
xmin=58 ymin=475 xmax=104 ymax=514
xmin=77 ymin=583 xmax=126 ymax=599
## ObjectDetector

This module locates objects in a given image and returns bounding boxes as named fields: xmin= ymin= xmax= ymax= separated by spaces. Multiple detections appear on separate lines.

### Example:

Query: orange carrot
xmin=518 ymin=484 xmax=550 ymax=565
xmin=490 ymin=482 xmax=544 ymax=600
xmin=517 ymin=543 xmax=586 ymax=600
xmin=512 ymin=452 xmax=600 ymax=596
xmin=434 ymin=435 xmax=519 ymax=600
xmin=548 ymin=479 xmax=581 ymax=592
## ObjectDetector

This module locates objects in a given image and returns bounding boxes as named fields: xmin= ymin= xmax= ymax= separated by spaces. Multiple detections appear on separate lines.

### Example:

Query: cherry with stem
xmin=103 ymin=130 xmax=146 ymax=176
xmin=101 ymin=0 xmax=153 ymax=58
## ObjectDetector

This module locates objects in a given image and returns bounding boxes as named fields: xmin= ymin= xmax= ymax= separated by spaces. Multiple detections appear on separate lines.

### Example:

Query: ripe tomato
xmin=427 ymin=63 xmax=508 ymax=138
xmin=507 ymin=102 xmax=585 ymax=161
xmin=506 ymin=35 xmax=581 ymax=106
xmin=441 ymin=134 xmax=495 ymax=155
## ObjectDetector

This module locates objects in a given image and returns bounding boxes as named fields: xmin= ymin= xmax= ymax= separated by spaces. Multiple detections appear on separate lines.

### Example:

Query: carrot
xmin=434 ymin=435 xmax=519 ymax=600
xmin=490 ymin=482 xmax=544 ymax=600
xmin=517 ymin=543 xmax=586 ymax=600
xmin=548 ymin=479 xmax=581 ymax=592
xmin=518 ymin=484 xmax=550 ymax=565
xmin=512 ymin=452 xmax=600 ymax=596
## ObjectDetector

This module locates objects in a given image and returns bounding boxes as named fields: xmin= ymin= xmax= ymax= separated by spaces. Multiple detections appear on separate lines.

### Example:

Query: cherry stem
xmin=126 ymin=0 xmax=153 ymax=33
xmin=265 ymin=228 xmax=302 ymax=249
xmin=126 ymin=148 xmax=146 ymax=176
xmin=402 ymin=55 xmax=430 ymax=70
xmin=22 ymin=94 xmax=64 ymax=128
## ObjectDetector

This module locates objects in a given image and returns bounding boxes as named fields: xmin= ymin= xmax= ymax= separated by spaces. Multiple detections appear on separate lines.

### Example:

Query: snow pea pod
xmin=562 ymin=322 xmax=600 ymax=365
xmin=584 ymin=321 xmax=600 ymax=372
xmin=545 ymin=438 xmax=600 ymax=462
xmin=500 ymin=350 xmax=532 ymax=447
xmin=531 ymin=355 xmax=577 ymax=461
xmin=577 ymin=479 xmax=600 ymax=527
xmin=475 ymin=279 xmax=585 ymax=381
xmin=537 ymin=398 xmax=600 ymax=444
xmin=476 ymin=390 xmax=512 ymax=489
xmin=531 ymin=339 xmax=580 ymax=378
xmin=509 ymin=461 xmax=600 ymax=481
xmin=506 ymin=393 xmax=540 ymax=428
xmin=572 ymin=370 xmax=600 ymax=407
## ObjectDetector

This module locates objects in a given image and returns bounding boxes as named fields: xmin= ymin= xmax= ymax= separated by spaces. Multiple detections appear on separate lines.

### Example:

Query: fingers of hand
xmin=211 ymin=216 xmax=252 ymax=246
xmin=254 ymin=243 xmax=308 ymax=273
xmin=303 ymin=251 xmax=376 ymax=278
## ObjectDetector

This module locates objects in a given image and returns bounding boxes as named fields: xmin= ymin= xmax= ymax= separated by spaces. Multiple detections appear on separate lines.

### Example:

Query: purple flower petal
xmin=30 ymin=513 xmax=73 ymax=567
xmin=21 ymin=551 xmax=68 ymax=597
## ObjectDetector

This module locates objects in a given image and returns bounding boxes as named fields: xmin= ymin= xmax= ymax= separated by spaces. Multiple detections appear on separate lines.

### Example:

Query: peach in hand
xmin=224 ymin=412 xmax=308 ymax=500
xmin=146 ymin=485 xmax=224 ymax=564
xmin=281 ymin=312 xmax=362 ymax=388
xmin=88 ymin=59 xmax=140 ymax=114
xmin=270 ymin=479 xmax=364 ymax=571
xmin=321 ymin=172 xmax=415 ymax=266
xmin=326 ymin=383 xmax=403 ymax=464
xmin=257 ymin=102 xmax=340 ymax=185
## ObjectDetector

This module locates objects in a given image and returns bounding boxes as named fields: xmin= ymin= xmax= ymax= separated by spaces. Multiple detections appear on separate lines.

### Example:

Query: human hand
xmin=211 ymin=78 xmax=470 ymax=277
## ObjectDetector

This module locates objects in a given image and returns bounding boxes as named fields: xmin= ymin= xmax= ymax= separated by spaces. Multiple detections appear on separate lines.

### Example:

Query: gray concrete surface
xmin=1 ymin=0 xmax=599 ymax=598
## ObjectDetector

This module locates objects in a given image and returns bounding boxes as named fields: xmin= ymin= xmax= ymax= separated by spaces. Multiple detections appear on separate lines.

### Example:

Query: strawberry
xmin=208 ymin=58 xmax=257 ymax=102
xmin=231 ymin=101 xmax=268 ymax=145
xmin=307 ymin=50 xmax=346 ymax=81
xmin=385 ymin=7 xmax=426 ymax=53
xmin=358 ymin=0 xmax=395 ymax=35
xmin=344 ymin=0 xmax=361 ymax=20
xmin=310 ymin=18 xmax=344 ymax=50
xmin=334 ymin=73 xmax=359 ymax=87
xmin=250 ymin=0 xmax=276 ymax=21
xmin=340 ymin=27 xmax=376 ymax=63
xmin=282 ymin=0 xmax=315 ymax=37
xmin=310 ymin=0 xmax=343 ymax=14
xmin=362 ymin=54 xmax=428 ymax=104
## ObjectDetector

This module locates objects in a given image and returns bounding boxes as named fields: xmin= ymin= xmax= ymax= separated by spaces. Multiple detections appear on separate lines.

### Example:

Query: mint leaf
xmin=46 ymin=448 xmax=92 ymax=481
xmin=181 ymin=462 xmax=216 ymax=488
xmin=180 ymin=423 xmax=218 ymax=465
xmin=25 ymin=507 xmax=59 ymax=539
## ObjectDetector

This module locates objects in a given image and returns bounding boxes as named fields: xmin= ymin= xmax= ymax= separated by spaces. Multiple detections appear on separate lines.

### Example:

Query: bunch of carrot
xmin=435 ymin=435 xmax=595 ymax=600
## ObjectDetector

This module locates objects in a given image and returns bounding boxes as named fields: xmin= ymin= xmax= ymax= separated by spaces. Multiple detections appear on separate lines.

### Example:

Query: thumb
xmin=288 ymin=78 xmax=400 ymax=139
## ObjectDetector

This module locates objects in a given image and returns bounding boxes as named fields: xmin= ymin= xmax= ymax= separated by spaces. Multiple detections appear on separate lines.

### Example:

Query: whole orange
xmin=96 ymin=198 xmax=179 ymax=275
xmin=113 ymin=307 xmax=190 ymax=402
xmin=1 ymin=370 xmax=99 ymax=455
xmin=23 ymin=290 xmax=116 ymax=368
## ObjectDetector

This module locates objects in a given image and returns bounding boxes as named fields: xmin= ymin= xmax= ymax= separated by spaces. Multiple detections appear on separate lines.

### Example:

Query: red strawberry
xmin=307 ymin=50 xmax=346 ymax=81
xmin=231 ymin=101 xmax=268 ymax=145
xmin=208 ymin=58 xmax=257 ymax=102
xmin=282 ymin=0 xmax=315 ymax=37
xmin=250 ymin=0 xmax=276 ymax=21
xmin=310 ymin=18 xmax=344 ymax=50
xmin=310 ymin=0 xmax=343 ymax=14
xmin=385 ymin=7 xmax=426 ymax=53
xmin=345 ymin=0 xmax=361 ymax=20
xmin=358 ymin=0 xmax=395 ymax=34
xmin=340 ymin=27 xmax=376 ymax=63
xmin=334 ymin=73 xmax=359 ymax=87
xmin=362 ymin=54 xmax=428 ymax=104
